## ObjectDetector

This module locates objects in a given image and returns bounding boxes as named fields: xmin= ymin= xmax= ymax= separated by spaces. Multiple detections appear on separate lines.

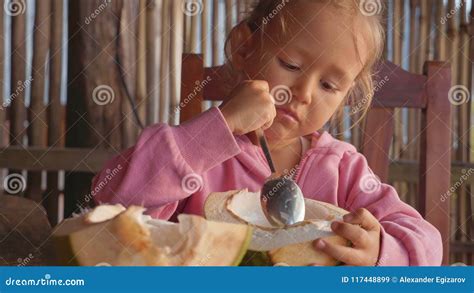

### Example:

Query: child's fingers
xmin=313 ymin=239 xmax=361 ymax=265
xmin=343 ymin=208 xmax=380 ymax=231
xmin=262 ymin=120 xmax=273 ymax=129
xmin=331 ymin=221 xmax=368 ymax=247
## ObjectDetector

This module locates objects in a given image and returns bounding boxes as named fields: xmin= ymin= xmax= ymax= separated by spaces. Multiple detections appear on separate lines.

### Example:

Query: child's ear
xmin=228 ymin=22 xmax=255 ymax=71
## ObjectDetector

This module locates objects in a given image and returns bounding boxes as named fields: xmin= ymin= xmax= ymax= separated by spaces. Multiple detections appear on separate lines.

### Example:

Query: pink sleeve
xmin=337 ymin=151 xmax=443 ymax=266
xmin=91 ymin=107 xmax=240 ymax=219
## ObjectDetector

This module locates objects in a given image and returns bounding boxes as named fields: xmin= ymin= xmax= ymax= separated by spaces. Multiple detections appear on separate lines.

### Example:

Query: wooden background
xmin=0 ymin=0 xmax=472 ymax=264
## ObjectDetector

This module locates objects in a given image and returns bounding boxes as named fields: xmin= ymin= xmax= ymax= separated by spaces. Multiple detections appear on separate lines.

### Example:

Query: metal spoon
xmin=255 ymin=128 xmax=305 ymax=227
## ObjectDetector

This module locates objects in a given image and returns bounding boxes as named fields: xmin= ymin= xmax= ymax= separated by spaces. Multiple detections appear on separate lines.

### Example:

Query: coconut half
xmin=53 ymin=204 xmax=252 ymax=266
xmin=204 ymin=189 xmax=350 ymax=266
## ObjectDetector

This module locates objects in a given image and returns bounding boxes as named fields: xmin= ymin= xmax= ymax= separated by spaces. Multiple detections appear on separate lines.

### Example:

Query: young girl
xmin=92 ymin=0 xmax=442 ymax=266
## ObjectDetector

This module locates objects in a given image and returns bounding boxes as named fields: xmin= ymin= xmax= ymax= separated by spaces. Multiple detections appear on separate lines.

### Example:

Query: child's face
xmin=238 ymin=2 xmax=369 ymax=141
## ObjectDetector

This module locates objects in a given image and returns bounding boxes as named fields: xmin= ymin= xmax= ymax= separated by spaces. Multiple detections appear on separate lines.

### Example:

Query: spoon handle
xmin=255 ymin=128 xmax=276 ymax=174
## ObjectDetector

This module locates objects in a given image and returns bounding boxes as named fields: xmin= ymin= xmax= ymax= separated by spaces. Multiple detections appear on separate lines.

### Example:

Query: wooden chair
xmin=0 ymin=194 xmax=55 ymax=265
xmin=0 ymin=147 xmax=118 ymax=224
xmin=179 ymin=53 xmax=452 ymax=265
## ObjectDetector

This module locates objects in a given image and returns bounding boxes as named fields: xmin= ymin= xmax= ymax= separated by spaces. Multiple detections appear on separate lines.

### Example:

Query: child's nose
xmin=291 ymin=78 xmax=314 ymax=105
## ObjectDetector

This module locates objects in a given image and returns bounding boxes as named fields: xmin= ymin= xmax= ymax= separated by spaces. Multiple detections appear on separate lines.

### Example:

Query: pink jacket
xmin=92 ymin=106 xmax=442 ymax=266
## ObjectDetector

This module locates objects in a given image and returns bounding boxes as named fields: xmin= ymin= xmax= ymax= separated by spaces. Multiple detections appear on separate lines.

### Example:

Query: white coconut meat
xmin=83 ymin=204 xmax=126 ymax=224
xmin=53 ymin=204 xmax=252 ymax=266
xmin=204 ymin=189 xmax=349 ymax=252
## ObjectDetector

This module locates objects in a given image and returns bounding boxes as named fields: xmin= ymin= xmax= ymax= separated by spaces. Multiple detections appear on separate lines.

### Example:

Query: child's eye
xmin=321 ymin=81 xmax=337 ymax=93
xmin=278 ymin=58 xmax=301 ymax=72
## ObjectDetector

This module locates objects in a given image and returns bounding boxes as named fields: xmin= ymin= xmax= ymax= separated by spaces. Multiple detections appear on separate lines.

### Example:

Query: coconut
xmin=53 ymin=204 xmax=252 ymax=266
xmin=204 ymin=189 xmax=350 ymax=266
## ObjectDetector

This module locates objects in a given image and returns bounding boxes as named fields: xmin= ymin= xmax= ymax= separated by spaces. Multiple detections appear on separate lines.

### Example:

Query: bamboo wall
xmin=0 ymin=0 xmax=472 ymax=264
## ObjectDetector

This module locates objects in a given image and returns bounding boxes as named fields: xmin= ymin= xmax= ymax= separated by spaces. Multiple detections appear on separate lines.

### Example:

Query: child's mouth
xmin=276 ymin=108 xmax=299 ymax=123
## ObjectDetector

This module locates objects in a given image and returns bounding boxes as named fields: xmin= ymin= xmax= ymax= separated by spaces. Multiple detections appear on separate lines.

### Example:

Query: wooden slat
xmin=237 ymin=0 xmax=245 ymax=22
xmin=3 ymin=145 xmax=474 ymax=185
xmin=211 ymin=0 xmax=220 ymax=109
xmin=27 ymin=0 xmax=52 ymax=203
xmin=434 ymin=1 xmax=447 ymax=60
xmin=30 ymin=0 xmax=50 ymax=148
xmin=65 ymin=0 xmax=136 ymax=219
xmin=10 ymin=0 xmax=27 ymax=146
xmin=136 ymin=0 xmax=147 ymax=126
xmin=212 ymin=0 xmax=219 ymax=67
xmin=451 ymin=241 xmax=474 ymax=253
xmin=447 ymin=0 xmax=460 ymax=261
xmin=201 ymin=0 xmax=210 ymax=61
xmin=201 ymin=0 xmax=213 ymax=111
xmin=119 ymin=0 xmax=140 ymax=146
xmin=389 ymin=160 xmax=474 ymax=185
xmin=456 ymin=0 xmax=471 ymax=265
xmin=180 ymin=54 xmax=204 ymax=123
xmin=159 ymin=0 xmax=170 ymax=123
xmin=447 ymin=0 xmax=461 ymax=179
xmin=419 ymin=61 xmax=452 ymax=265
xmin=170 ymin=0 xmax=184 ymax=125
xmin=0 ymin=0 xmax=5 ymax=147
xmin=193 ymin=60 xmax=429 ymax=108
xmin=0 ymin=147 xmax=117 ymax=172
xmin=225 ymin=0 xmax=233 ymax=35
xmin=45 ymin=0 xmax=64 ymax=225
xmin=470 ymin=0 xmax=474 ymax=163
xmin=190 ymin=0 xmax=199 ymax=53
xmin=417 ymin=0 xmax=430 ymax=72
xmin=362 ymin=108 xmax=394 ymax=182
xmin=370 ymin=61 xmax=426 ymax=108
xmin=146 ymin=0 xmax=160 ymax=125
xmin=468 ymin=0 xmax=474 ymax=266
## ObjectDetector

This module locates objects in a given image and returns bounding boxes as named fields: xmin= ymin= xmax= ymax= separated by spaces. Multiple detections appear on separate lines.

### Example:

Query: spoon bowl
xmin=260 ymin=176 xmax=305 ymax=227
xmin=253 ymin=128 xmax=305 ymax=227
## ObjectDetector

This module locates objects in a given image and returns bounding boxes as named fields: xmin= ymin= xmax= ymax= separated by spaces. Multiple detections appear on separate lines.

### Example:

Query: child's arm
xmin=90 ymin=107 xmax=241 ymax=219
xmin=337 ymin=151 xmax=443 ymax=266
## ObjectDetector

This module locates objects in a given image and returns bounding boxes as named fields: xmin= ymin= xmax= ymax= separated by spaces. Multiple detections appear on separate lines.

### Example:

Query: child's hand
xmin=219 ymin=80 xmax=276 ymax=135
xmin=312 ymin=208 xmax=381 ymax=266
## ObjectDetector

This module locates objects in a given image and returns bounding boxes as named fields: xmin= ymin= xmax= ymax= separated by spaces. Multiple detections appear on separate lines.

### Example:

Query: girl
xmin=92 ymin=0 xmax=442 ymax=266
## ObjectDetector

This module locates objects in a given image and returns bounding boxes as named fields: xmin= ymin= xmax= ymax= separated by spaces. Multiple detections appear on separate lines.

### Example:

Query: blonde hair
xmin=224 ymin=0 xmax=386 ymax=126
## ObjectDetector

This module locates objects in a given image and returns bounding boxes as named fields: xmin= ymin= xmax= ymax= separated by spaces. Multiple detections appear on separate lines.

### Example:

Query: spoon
xmin=255 ymin=128 xmax=305 ymax=227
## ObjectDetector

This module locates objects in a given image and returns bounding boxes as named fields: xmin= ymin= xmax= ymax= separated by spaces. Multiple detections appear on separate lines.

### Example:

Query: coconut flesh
xmin=53 ymin=204 xmax=252 ymax=266
xmin=53 ymin=189 xmax=349 ymax=266
xmin=204 ymin=189 xmax=350 ymax=266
